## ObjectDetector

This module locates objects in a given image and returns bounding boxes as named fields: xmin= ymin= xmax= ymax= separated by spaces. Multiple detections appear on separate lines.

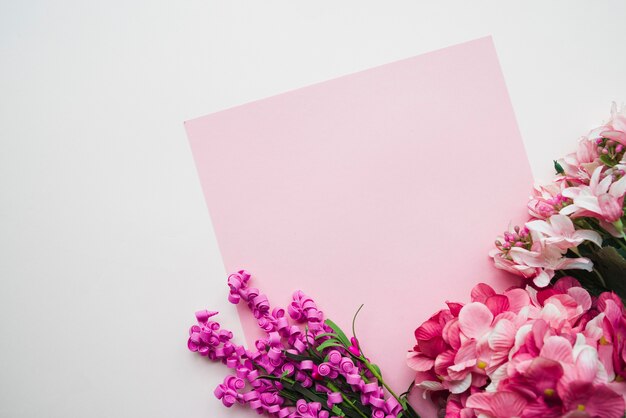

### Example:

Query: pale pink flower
xmin=528 ymin=183 xmax=570 ymax=219
xmin=560 ymin=165 xmax=626 ymax=229
xmin=508 ymin=236 xmax=594 ymax=288
xmin=526 ymin=214 xmax=602 ymax=251
xmin=557 ymin=137 xmax=602 ymax=184
xmin=590 ymin=102 xmax=626 ymax=146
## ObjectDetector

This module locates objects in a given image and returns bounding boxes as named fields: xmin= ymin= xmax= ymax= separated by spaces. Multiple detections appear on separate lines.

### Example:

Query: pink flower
xmin=526 ymin=214 xmax=602 ymax=251
xmin=592 ymin=102 xmax=626 ymax=147
xmin=528 ymin=183 xmax=570 ymax=220
xmin=557 ymin=138 xmax=601 ymax=185
xmin=561 ymin=165 xmax=626 ymax=229
xmin=491 ymin=219 xmax=597 ymax=287
xmin=561 ymin=381 xmax=625 ymax=418
xmin=411 ymin=278 xmax=626 ymax=418
xmin=508 ymin=236 xmax=594 ymax=288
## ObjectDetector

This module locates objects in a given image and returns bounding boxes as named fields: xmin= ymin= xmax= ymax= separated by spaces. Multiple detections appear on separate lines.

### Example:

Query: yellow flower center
xmin=577 ymin=404 xmax=586 ymax=412
xmin=600 ymin=336 xmax=610 ymax=345
xmin=616 ymin=375 xmax=624 ymax=382
xmin=477 ymin=360 xmax=487 ymax=370
xmin=543 ymin=388 xmax=555 ymax=397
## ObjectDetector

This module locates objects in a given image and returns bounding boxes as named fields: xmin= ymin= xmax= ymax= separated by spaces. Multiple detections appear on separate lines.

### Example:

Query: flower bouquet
xmin=186 ymin=106 xmax=626 ymax=418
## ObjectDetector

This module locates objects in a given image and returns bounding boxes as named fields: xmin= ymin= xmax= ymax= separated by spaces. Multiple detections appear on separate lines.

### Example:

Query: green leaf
xmin=316 ymin=339 xmax=344 ymax=352
xmin=554 ymin=160 xmax=565 ymax=174
xmin=600 ymin=154 xmax=617 ymax=167
xmin=369 ymin=363 xmax=382 ymax=379
xmin=590 ymin=246 xmax=626 ymax=302
xmin=325 ymin=319 xmax=351 ymax=347
xmin=314 ymin=332 xmax=339 ymax=340
xmin=284 ymin=351 xmax=312 ymax=362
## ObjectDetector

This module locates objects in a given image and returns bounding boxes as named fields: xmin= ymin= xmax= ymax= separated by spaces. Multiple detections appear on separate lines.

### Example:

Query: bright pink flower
xmin=560 ymin=381 xmax=625 ymax=418
xmin=411 ymin=279 xmax=626 ymax=418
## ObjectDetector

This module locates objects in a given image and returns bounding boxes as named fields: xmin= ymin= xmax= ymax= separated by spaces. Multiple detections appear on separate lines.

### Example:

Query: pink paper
xmin=186 ymin=36 xmax=531 ymax=416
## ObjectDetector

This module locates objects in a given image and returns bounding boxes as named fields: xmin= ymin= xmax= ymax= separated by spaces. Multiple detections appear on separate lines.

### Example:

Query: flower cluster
xmin=408 ymin=278 xmax=626 ymax=418
xmin=491 ymin=104 xmax=626 ymax=295
xmin=188 ymin=270 xmax=417 ymax=418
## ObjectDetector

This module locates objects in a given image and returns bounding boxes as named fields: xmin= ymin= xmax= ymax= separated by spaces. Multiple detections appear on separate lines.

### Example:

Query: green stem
xmin=614 ymin=236 xmax=626 ymax=252
xmin=326 ymin=381 xmax=369 ymax=418
xmin=362 ymin=361 xmax=402 ymax=404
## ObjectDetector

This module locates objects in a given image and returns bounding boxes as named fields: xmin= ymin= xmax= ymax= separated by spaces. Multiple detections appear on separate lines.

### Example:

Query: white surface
xmin=1 ymin=1 xmax=626 ymax=417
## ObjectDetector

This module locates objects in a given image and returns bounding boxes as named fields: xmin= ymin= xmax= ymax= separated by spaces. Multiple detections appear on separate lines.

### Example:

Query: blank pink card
xmin=186 ymin=37 xmax=531 ymax=416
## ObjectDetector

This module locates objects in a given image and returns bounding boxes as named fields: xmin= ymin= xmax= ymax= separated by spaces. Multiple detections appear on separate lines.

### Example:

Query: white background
xmin=2 ymin=1 xmax=626 ymax=417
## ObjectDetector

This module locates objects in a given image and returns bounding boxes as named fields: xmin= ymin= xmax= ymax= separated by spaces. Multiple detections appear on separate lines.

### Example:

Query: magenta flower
xmin=411 ymin=278 xmax=626 ymax=418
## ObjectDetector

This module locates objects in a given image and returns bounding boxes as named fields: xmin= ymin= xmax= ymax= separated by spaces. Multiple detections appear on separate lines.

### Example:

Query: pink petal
xmin=567 ymin=287 xmax=592 ymax=311
xmin=488 ymin=319 xmax=516 ymax=352
xmin=504 ymin=288 xmax=531 ymax=313
xmin=610 ymin=174 xmax=626 ymax=198
xmin=537 ymin=288 xmax=559 ymax=306
xmin=471 ymin=283 xmax=496 ymax=303
xmin=587 ymin=385 xmax=626 ymax=418
xmin=555 ymin=257 xmax=593 ymax=272
xmin=554 ymin=276 xmax=582 ymax=292
xmin=574 ymin=229 xmax=603 ymax=248
xmin=446 ymin=373 xmax=472 ymax=394
xmin=575 ymin=346 xmax=599 ymax=382
xmin=442 ymin=319 xmax=462 ymax=350
xmin=407 ymin=351 xmax=435 ymax=372
xmin=540 ymin=336 xmax=573 ymax=363
xmin=597 ymin=292 xmax=623 ymax=313
xmin=446 ymin=301 xmax=463 ymax=317
xmin=434 ymin=349 xmax=455 ymax=377
xmin=533 ymin=269 xmax=552 ymax=288
xmin=415 ymin=319 xmax=443 ymax=341
xmin=547 ymin=214 xmax=575 ymax=235
xmin=459 ymin=302 xmax=494 ymax=339
xmin=416 ymin=380 xmax=444 ymax=391
xmin=602 ymin=130 xmax=626 ymax=146
xmin=526 ymin=219 xmax=555 ymax=236
xmin=489 ymin=391 xmax=527 ymax=417
xmin=486 ymin=295 xmax=510 ymax=316
xmin=467 ymin=392 xmax=527 ymax=417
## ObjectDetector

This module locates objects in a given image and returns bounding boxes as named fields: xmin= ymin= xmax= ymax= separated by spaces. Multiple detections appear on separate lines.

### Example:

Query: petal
xmin=486 ymin=295 xmax=510 ymax=316
xmin=554 ymin=276 xmax=582 ymax=292
xmin=407 ymin=351 xmax=435 ymax=372
xmin=610 ymin=174 xmax=626 ymax=197
xmin=547 ymin=214 xmax=575 ymax=235
xmin=509 ymin=247 xmax=546 ymax=268
xmin=488 ymin=319 xmax=516 ymax=351
xmin=416 ymin=380 xmax=444 ymax=392
xmin=447 ymin=373 xmax=472 ymax=394
xmin=504 ymin=288 xmax=531 ymax=313
xmin=567 ymin=287 xmax=592 ymax=311
xmin=573 ymin=229 xmax=603 ymax=247
xmin=533 ymin=270 xmax=552 ymax=288
xmin=526 ymin=219 xmax=555 ymax=236
xmin=471 ymin=283 xmax=496 ymax=303
xmin=556 ymin=257 xmax=594 ymax=272
xmin=458 ymin=302 xmax=494 ymax=339
xmin=540 ymin=335 xmax=573 ymax=363
xmin=575 ymin=346 xmax=599 ymax=382
xmin=586 ymin=385 xmax=626 ymax=418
